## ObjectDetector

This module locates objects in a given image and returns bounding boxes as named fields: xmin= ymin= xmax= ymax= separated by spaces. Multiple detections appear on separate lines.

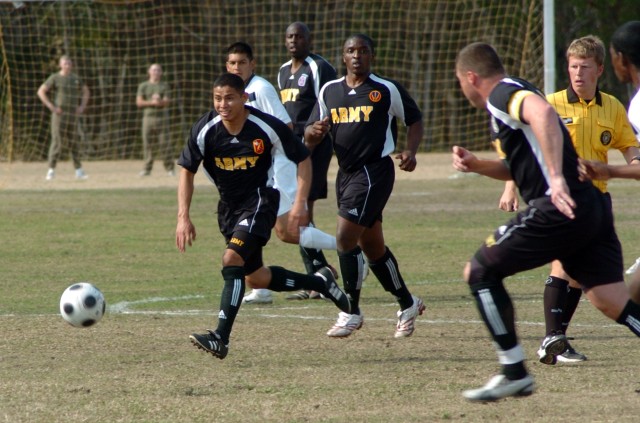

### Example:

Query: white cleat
xmin=326 ymin=312 xmax=363 ymax=337
xmin=394 ymin=295 xmax=425 ymax=338
xmin=241 ymin=289 xmax=273 ymax=304
xmin=463 ymin=374 xmax=534 ymax=402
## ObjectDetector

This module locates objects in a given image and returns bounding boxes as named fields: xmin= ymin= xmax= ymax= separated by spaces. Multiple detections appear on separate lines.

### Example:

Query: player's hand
xmin=452 ymin=145 xmax=476 ymax=172
xmin=549 ymin=175 xmax=576 ymax=219
xmin=309 ymin=117 xmax=330 ymax=137
xmin=395 ymin=150 xmax=417 ymax=172
xmin=288 ymin=202 xmax=310 ymax=236
xmin=176 ymin=218 xmax=196 ymax=252
xmin=498 ymin=183 xmax=519 ymax=212
xmin=578 ymin=158 xmax=611 ymax=181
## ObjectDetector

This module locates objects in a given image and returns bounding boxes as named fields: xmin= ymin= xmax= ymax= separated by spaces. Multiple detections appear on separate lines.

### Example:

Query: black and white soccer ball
xmin=59 ymin=283 xmax=106 ymax=328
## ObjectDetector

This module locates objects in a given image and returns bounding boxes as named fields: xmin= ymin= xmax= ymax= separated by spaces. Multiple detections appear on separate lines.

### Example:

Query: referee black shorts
xmin=474 ymin=190 xmax=623 ymax=288
xmin=336 ymin=156 xmax=394 ymax=228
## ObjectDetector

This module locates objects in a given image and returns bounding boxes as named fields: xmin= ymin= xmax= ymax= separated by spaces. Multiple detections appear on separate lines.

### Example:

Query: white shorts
xmin=273 ymin=155 xmax=297 ymax=217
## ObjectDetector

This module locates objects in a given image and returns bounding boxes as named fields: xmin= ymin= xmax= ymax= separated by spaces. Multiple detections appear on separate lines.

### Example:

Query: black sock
xmin=543 ymin=276 xmax=568 ymax=335
xmin=471 ymin=281 xmax=518 ymax=352
xmin=368 ymin=247 xmax=412 ymax=310
xmin=299 ymin=245 xmax=329 ymax=274
xmin=562 ymin=287 xmax=582 ymax=334
xmin=267 ymin=266 xmax=324 ymax=292
xmin=215 ymin=266 xmax=245 ymax=344
xmin=616 ymin=300 xmax=640 ymax=336
xmin=338 ymin=247 xmax=363 ymax=315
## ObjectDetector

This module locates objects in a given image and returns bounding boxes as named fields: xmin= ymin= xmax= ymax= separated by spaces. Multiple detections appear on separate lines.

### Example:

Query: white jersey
xmin=628 ymin=89 xmax=640 ymax=142
xmin=245 ymin=74 xmax=297 ymax=216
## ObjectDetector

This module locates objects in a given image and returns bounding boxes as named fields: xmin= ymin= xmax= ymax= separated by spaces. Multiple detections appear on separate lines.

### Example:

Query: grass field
xmin=1 ymin=154 xmax=639 ymax=422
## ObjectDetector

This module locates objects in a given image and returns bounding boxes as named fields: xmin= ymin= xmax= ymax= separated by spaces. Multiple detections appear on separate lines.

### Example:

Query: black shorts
xmin=335 ymin=156 xmax=394 ymax=228
xmin=475 ymin=190 xmax=623 ymax=288
xmin=218 ymin=187 xmax=279 ymax=244
xmin=308 ymin=135 xmax=333 ymax=202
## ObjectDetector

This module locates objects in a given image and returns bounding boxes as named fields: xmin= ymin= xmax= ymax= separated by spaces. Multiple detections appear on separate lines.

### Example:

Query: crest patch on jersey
xmin=253 ymin=138 xmax=265 ymax=154
xmin=600 ymin=130 xmax=612 ymax=146
xmin=298 ymin=74 xmax=308 ymax=87
xmin=369 ymin=90 xmax=382 ymax=103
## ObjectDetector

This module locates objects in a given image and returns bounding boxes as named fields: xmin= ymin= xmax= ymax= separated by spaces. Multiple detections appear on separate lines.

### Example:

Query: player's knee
xmin=222 ymin=249 xmax=244 ymax=268
xmin=467 ymin=256 xmax=502 ymax=292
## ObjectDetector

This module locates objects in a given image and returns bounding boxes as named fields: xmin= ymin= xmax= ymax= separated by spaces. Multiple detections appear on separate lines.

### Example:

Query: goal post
xmin=0 ymin=0 xmax=544 ymax=162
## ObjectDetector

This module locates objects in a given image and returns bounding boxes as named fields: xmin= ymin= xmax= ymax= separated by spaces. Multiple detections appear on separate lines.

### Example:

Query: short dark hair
xmin=456 ymin=42 xmax=505 ymax=77
xmin=226 ymin=41 xmax=253 ymax=60
xmin=345 ymin=33 xmax=375 ymax=55
xmin=213 ymin=73 xmax=245 ymax=94
xmin=611 ymin=21 xmax=640 ymax=68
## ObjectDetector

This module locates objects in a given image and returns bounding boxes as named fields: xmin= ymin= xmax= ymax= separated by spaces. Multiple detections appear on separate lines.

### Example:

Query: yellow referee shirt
xmin=547 ymin=85 xmax=638 ymax=192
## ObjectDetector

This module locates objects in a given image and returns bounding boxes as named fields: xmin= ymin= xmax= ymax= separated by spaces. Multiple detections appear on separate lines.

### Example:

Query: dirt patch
xmin=0 ymin=152 xmax=459 ymax=191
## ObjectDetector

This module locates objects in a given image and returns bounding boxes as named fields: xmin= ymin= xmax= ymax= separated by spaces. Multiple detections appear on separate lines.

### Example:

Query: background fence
xmin=0 ymin=0 xmax=544 ymax=162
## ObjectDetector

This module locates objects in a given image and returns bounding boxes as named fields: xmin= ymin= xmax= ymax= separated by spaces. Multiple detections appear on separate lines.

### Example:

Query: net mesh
xmin=0 ymin=0 xmax=543 ymax=162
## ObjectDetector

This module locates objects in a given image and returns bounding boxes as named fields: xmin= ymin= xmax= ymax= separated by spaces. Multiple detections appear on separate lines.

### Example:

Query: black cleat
xmin=536 ymin=333 xmax=568 ymax=365
xmin=189 ymin=330 xmax=229 ymax=360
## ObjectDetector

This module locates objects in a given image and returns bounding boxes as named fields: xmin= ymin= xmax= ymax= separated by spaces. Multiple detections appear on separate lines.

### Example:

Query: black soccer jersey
xmin=178 ymin=106 xmax=310 ymax=202
xmin=307 ymin=73 xmax=422 ymax=173
xmin=487 ymin=77 xmax=592 ymax=203
xmin=278 ymin=53 xmax=337 ymax=137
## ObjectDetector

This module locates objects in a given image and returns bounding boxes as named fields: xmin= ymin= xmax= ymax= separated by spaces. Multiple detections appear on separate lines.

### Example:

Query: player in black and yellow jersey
xmin=453 ymin=42 xmax=640 ymax=402
xmin=277 ymin=22 xmax=341 ymax=300
xmin=176 ymin=73 xmax=350 ymax=360
xmin=500 ymin=35 xmax=640 ymax=365
xmin=304 ymin=34 xmax=425 ymax=339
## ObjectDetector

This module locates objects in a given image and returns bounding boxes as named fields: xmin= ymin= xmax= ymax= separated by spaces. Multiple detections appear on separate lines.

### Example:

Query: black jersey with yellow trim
xmin=309 ymin=73 xmax=422 ymax=173
xmin=487 ymin=77 xmax=592 ymax=203
xmin=278 ymin=53 xmax=337 ymax=137
xmin=178 ymin=105 xmax=309 ymax=202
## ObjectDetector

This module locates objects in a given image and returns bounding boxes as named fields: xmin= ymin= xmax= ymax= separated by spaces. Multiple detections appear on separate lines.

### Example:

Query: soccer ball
xmin=59 ymin=283 xmax=106 ymax=328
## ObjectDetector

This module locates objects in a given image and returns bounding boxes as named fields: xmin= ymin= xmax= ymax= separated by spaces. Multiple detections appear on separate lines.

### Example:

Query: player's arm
xmin=37 ymin=83 xmax=60 ymax=114
xmin=176 ymin=168 xmax=197 ymax=252
xmin=579 ymin=158 xmax=640 ymax=180
xmin=452 ymin=146 xmax=511 ymax=179
xmin=289 ymin=156 xmax=312 ymax=235
xmin=521 ymin=92 xmax=575 ymax=219
xmin=396 ymin=119 xmax=423 ymax=172
xmin=77 ymin=84 xmax=90 ymax=115
xmin=621 ymin=146 xmax=640 ymax=164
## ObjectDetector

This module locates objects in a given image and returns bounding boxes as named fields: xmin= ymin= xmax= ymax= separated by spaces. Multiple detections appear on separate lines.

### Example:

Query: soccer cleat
xmin=556 ymin=342 xmax=587 ymax=363
xmin=75 ymin=168 xmax=88 ymax=180
xmin=139 ymin=170 xmax=151 ymax=177
xmin=462 ymin=374 xmax=534 ymax=402
xmin=286 ymin=290 xmax=310 ymax=300
xmin=189 ymin=330 xmax=229 ymax=359
xmin=242 ymin=289 xmax=273 ymax=304
xmin=326 ymin=312 xmax=363 ymax=337
xmin=536 ymin=333 xmax=568 ymax=365
xmin=46 ymin=168 xmax=55 ymax=180
xmin=394 ymin=295 xmax=425 ymax=338
xmin=315 ymin=266 xmax=350 ymax=314
xmin=625 ymin=257 xmax=640 ymax=275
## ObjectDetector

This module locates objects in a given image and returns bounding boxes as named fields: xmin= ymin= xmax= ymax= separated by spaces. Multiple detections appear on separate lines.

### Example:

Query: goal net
xmin=0 ymin=0 xmax=543 ymax=162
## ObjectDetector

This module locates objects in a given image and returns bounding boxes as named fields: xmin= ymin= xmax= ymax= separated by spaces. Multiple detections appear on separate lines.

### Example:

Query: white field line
xmin=1 ymin=295 xmax=623 ymax=329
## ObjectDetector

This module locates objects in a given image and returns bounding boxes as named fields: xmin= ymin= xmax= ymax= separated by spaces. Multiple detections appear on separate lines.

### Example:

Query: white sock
xmin=299 ymin=226 xmax=337 ymax=250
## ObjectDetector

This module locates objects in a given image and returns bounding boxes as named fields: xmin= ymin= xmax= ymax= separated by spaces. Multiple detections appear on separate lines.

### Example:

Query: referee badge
xmin=600 ymin=130 xmax=612 ymax=146
xmin=369 ymin=90 xmax=382 ymax=103
xmin=252 ymin=138 xmax=265 ymax=154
